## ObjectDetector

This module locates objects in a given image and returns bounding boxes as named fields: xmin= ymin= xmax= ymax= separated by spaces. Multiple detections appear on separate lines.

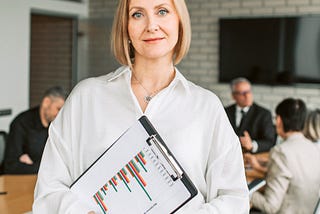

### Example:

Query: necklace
xmin=132 ymin=72 xmax=161 ymax=103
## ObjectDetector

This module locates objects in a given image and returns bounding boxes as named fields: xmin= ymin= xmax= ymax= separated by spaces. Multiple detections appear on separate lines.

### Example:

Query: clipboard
xmin=70 ymin=116 xmax=198 ymax=214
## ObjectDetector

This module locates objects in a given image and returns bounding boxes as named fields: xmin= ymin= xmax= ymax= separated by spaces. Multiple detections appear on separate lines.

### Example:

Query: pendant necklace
xmin=132 ymin=72 xmax=161 ymax=103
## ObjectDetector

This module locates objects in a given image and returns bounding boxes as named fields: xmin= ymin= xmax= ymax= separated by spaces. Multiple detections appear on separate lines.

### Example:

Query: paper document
xmin=70 ymin=116 xmax=197 ymax=214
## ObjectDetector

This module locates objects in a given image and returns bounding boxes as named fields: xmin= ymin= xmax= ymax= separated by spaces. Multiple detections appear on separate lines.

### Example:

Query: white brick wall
xmin=183 ymin=0 xmax=320 ymax=113
xmin=89 ymin=0 xmax=320 ymax=113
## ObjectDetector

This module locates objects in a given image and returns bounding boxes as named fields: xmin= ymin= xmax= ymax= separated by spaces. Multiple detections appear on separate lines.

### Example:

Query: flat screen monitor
xmin=219 ymin=16 xmax=320 ymax=85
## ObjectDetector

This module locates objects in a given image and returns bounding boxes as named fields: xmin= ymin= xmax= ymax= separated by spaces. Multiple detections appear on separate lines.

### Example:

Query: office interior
xmin=1 ymin=0 xmax=320 ymax=213
xmin=1 ymin=0 xmax=320 ymax=131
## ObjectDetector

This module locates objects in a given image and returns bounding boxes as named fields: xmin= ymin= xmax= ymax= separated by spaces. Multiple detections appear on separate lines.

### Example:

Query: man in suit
xmin=225 ymin=77 xmax=275 ymax=153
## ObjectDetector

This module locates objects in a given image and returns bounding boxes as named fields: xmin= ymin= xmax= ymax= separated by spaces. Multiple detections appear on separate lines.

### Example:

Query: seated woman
xmin=304 ymin=108 xmax=320 ymax=144
xmin=247 ymin=98 xmax=320 ymax=213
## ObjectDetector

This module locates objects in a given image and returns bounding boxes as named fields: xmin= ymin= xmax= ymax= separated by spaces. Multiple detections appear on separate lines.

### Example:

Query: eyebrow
xmin=129 ymin=3 xmax=171 ymax=13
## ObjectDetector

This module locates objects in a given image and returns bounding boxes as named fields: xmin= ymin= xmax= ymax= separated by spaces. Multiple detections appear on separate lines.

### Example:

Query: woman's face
xmin=128 ymin=0 xmax=179 ymax=62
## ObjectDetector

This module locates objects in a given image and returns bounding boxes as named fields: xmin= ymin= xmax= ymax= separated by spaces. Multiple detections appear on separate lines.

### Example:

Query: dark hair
xmin=275 ymin=98 xmax=307 ymax=132
xmin=42 ymin=86 xmax=67 ymax=100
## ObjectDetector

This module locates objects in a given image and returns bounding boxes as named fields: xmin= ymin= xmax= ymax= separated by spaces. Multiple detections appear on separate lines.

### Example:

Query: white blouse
xmin=33 ymin=66 xmax=249 ymax=213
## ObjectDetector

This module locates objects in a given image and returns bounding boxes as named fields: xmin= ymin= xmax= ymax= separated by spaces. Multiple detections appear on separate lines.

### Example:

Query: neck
xmin=282 ymin=131 xmax=301 ymax=139
xmin=132 ymin=58 xmax=175 ymax=90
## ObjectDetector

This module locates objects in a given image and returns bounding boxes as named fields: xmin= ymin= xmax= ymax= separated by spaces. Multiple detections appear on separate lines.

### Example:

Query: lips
xmin=143 ymin=37 xmax=164 ymax=42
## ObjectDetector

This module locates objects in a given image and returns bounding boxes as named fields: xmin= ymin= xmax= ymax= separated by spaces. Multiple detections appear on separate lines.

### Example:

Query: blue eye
xmin=132 ymin=12 xmax=143 ymax=18
xmin=158 ymin=9 xmax=168 ymax=16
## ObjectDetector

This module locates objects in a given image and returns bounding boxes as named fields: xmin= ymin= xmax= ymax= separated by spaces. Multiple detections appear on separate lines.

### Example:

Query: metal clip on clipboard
xmin=147 ymin=135 xmax=183 ymax=180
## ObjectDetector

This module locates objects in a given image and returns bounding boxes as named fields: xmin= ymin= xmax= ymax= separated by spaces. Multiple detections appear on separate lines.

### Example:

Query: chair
xmin=0 ymin=131 xmax=7 ymax=174
xmin=314 ymin=197 xmax=320 ymax=214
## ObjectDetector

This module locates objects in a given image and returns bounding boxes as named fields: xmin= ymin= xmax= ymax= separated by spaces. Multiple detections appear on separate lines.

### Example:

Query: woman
xmin=250 ymin=98 xmax=320 ymax=213
xmin=33 ymin=0 xmax=249 ymax=213
xmin=304 ymin=108 xmax=320 ymax=143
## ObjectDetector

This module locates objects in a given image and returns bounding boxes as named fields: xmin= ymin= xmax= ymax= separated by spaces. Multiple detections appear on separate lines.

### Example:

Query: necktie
xmin=237 ymin=109 xmax=246 ymax=135
xmin=240 ymin=109 xmax=246 ymax=125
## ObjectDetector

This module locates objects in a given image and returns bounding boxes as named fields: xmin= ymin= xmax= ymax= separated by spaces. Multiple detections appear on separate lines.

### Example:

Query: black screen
xmin=219 ymin=16 xmax=320 ymax=85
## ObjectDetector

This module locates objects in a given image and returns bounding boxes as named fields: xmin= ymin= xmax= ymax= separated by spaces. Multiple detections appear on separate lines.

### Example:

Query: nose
xmin=146 ymin=16 xmax=159 ymax=32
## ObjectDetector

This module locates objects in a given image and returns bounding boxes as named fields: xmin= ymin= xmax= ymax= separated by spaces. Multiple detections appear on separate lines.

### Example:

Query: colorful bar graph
xmin=93 ymin=150 xmax=151 ymax=213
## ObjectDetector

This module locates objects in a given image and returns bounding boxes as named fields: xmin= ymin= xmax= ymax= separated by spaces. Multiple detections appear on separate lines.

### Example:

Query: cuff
xmin=251 ymin=140 xmax=258 ymax=153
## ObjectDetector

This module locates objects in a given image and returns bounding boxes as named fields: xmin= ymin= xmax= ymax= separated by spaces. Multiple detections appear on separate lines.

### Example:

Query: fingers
xmin=19 ymin=154 xmax=34 ymax=165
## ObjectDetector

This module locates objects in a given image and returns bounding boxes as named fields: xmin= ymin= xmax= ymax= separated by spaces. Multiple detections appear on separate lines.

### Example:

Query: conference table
xmin=245 ymin=152 xmax=269 ymax=183
xmin=0 ymin=174 xmax=37 ymax=214
xmin=0 ymin=153 xmax=269 ymax=213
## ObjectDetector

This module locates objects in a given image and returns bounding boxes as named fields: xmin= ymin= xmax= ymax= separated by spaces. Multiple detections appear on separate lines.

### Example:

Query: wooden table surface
xmin=0 ymin=174 xmax=37 ymax=214
xmin=245 ymin=152 xmax=269 ymax=183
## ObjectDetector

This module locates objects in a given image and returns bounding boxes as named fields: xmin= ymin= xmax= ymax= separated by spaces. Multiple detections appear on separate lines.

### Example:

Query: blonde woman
xmin=33 ymin=0 xmax=249 ymax=213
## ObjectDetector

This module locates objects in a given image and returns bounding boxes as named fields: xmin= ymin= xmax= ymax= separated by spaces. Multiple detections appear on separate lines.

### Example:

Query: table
xmin=0 ymin=153 xmax=268 ymax=214
xmin=0 ymin=174 xmax=37 ymax=214
xmin=245 ymin=152 xmax=269 ymax=183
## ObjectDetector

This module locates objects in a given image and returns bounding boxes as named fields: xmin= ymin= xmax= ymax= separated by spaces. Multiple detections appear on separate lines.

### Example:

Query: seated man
xmin=248 ymin=98 xmax=320 ymax=213
xmin=3 ymin=86 xmax=66 ymax=174
xmin=225 ymin=77 xmax=275 ymax=153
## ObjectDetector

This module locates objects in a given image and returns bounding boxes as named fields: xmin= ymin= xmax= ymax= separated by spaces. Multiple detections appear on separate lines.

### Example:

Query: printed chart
xmin=93 ymin=148 xmax=176 ymax=213
xmin=70 ymin=119 xmax=195 ymax=214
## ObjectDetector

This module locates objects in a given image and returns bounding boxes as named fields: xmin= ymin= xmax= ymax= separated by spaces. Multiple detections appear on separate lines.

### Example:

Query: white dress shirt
xmin=33 ymin=66 xmax=249 ymax=213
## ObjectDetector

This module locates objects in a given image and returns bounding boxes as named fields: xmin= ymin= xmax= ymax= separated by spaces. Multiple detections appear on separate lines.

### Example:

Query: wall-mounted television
xmin=219 ymin=16 xmax=320 ymax=85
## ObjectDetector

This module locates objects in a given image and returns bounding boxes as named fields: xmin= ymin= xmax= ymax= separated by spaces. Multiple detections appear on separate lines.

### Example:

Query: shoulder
xmin=187 ymin=81 xmax=222 ymax=108
xmin=272 ymin=134 xmax=314 ymax=157
xmin=10 ymin=107 xmax=39 ymax=127
xmin=70 ymin=66 xmax=128 ymax=97
xmin=181 ymin=81 xmax=230 ymax=123
xmin=252 ymin=103 xmax=271 ymax=114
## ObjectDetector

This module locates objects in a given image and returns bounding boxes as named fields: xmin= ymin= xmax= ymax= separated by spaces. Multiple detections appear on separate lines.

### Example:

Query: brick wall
xmin=30 ymin=14 xmax=74 ymax=107
xmin=88 ymin=0 xmax=320 ymax=114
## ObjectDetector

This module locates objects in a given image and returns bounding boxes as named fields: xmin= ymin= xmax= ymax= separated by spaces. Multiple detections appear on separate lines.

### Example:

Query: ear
xmin=275 ymin=115 xmax=285 ymax=135
xmin=232 ymin=93 xmax=236 ymax=100
xmin=41 ymin=97 xmax=52 ymax=108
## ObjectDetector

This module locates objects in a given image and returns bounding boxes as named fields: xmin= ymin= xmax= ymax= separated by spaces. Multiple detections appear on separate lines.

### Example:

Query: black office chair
xmin=0 ymin=131 xmax=7 ymax=174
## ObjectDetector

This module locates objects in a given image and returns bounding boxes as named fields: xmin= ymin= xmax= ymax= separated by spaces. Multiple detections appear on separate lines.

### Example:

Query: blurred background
xmin=1 ymin=0 xmax=320 ymax=131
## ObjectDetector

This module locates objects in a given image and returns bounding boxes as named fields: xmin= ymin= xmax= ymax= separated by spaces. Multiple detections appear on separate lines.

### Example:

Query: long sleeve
xmin=251 ymin=147 xmax=291 ymax=213
xmin=198 ymin=106 xmax=249 ymax=213
xmin=255 ymin=111 xmax=275 ymax=153
xmin=33 ymin=125 xmax=93 ymax=213
xmin=4 ymin=119 xmax=39 ymax=174
xmin=32 ymin=82 xmax=96 ymax=213
xmin=176 ymin=102 xmax=250 ymax=214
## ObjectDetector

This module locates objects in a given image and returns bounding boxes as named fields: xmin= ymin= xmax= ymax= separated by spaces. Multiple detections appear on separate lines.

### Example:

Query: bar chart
xmin=70 ymin=118 xmax=195 ymax=214
xmin=92 ymin=148 xmax=175 ymax=214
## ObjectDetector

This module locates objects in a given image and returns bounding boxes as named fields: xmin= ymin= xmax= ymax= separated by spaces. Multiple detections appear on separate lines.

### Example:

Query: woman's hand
xmin=244 ymin=153 xmax=267 ymax=173
xmin=244 ymin=153 xmax=259 ymax=169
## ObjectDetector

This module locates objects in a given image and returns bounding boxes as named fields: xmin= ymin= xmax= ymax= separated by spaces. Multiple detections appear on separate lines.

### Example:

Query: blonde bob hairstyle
xmin=111 ymin=0 xmax=191 ymax=69
xmin=303 ymin=109 xmax=320 ymax=142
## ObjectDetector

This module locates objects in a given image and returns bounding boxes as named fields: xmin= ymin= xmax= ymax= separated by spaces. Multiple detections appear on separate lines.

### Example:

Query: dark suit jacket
xmin=225 ymin=103 xmax=276 ymax=153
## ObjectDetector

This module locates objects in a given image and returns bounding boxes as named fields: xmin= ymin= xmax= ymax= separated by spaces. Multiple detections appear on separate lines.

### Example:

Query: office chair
xmin=0 ymin=131 xmax=7 ymax=174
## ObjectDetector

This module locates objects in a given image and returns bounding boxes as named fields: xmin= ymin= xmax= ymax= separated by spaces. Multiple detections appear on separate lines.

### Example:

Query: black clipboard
xmin=70 ymin=116 xmax=198 ymax=214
